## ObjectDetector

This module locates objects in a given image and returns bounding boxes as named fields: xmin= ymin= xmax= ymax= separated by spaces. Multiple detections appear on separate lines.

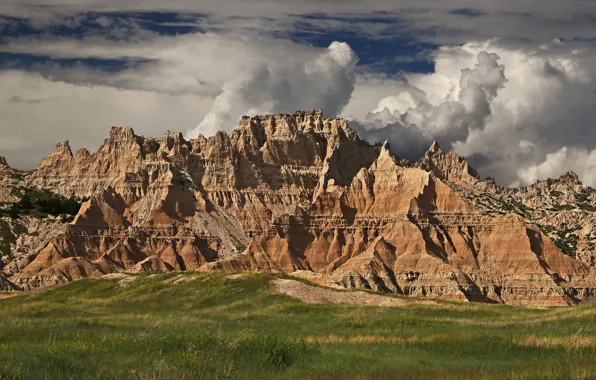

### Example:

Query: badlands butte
xmin=1 ymin=110 xmax=596 ymax=306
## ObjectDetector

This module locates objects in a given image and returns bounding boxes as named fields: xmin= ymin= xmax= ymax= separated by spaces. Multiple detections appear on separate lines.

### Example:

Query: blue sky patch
xmin=450 ymin=9 xmax=486 ymax=17
xmin=0 ymin=52 xmax=150 ymax=72
xmin=290 ymin=14 xmax=438 ymax=74
xmin=0 ymin=11 xmax=439 ymax=76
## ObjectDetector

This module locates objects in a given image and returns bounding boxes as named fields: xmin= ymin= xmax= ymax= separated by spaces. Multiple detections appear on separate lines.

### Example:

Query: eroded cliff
xmin=2 ymin=110 xmax=595 ymax=305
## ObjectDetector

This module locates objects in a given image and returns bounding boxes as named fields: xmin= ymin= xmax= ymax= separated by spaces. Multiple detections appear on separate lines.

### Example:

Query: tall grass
xmin=0 ymin=272 xmax=595 ymax=379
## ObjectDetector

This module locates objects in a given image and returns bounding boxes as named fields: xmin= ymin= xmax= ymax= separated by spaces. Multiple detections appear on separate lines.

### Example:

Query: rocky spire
xmin=109 ymin=126 xmax=136 ymax=140
xmin=417 ymin=139 xmax=480 ymax=183
xmin=428 ymin=140 xmax=441 ymax=154
xmin=53 ymin=141 xmax=73 ymax=157
xmin=559 ymin=171 xmax=581 ymax=185
xmin=372 ymin=139 xmax=400 ymax=171
xmin=0 ymin=156 xmax=8 ymax=167
xmin=34 ymin=140 xmax=74 ymax=171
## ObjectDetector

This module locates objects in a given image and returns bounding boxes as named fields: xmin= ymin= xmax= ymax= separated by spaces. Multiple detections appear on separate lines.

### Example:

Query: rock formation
xmin=1 ymin=110 xmax=595 ymax=306
xmin=419 ymin=143 xmax=596 ymax=267
xmin=204 ymin=141 xmax=595 ymax=306
xmin=0 ymin=157 xmax=22 ymax=203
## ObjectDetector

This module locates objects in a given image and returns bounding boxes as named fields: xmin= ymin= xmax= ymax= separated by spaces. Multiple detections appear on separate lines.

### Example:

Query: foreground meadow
xmin=0 ymin=272 xmax=595 ymax=379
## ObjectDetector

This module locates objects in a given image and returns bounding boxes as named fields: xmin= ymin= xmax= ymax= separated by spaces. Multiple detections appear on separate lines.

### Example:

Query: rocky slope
xmin=0 ymin=157 xmax=23 ymax=203
xmin=419 ymin=143 xmax=596 ymax=267
xmin=1 ymin=110 xmax=595 ymax=306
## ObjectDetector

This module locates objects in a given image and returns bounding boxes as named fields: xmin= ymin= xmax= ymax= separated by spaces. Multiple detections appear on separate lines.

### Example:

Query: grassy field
xmin=0 ymin=272 xmax=595 ymax=379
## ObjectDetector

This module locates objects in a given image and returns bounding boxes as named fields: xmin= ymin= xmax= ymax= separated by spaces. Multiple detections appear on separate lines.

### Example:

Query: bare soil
xmin=271 ymin=278 xmax=437 ymax=307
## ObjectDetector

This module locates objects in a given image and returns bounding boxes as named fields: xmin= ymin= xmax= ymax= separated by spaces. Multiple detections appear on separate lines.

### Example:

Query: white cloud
xmin=0 ymin=34 xmax=360 ymax=168
xmin=0 ymin=33 xmax=313 ymax=97
xmin=518 ymin=147 xmax=596 ymax=187
xmin=189 ymin=41 xmax=358 ymax=137
xmin=2 ymin=4 xmax=596 ymax=189
xmin=354 ymin=40 xmax=596 ymax=187
xmin=339 ymin=74 xmax=407 ymax=121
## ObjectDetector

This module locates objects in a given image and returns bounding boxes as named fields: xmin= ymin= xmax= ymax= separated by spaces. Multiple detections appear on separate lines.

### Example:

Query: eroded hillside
xmin=1 ymin=110 xmax=595 ymax=306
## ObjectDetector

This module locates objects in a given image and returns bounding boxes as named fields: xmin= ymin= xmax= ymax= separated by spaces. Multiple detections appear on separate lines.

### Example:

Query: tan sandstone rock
xmin=1 ymin=110 xmax=593 ymax=305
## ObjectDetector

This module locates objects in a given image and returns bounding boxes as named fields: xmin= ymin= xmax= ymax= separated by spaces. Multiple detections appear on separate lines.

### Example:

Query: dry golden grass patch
xmin=304 ymin=334 xmax=456 ymax=345
xmin=521 ymin=335 xmax=596 ymax=348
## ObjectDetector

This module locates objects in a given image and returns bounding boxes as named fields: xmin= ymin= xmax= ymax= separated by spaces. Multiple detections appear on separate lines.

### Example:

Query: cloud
xmin=353 ymin=40 xmax=596 ymax=187
xmin=352 ymin=47 xmax=507 ymax=158
xmin=3 ymin=3 xmax=596 ymax=188
xmin=339 ymin=73 xmax=407 ymax=120
xmin=0 ymin=33 xmax=255 ymax=96
xmin=0 ymin=33 xmax=360 ymax=169
xmin=0 ymin=33 xmax=359 ymax=99
xmin=188 ymin=41 xmax=358 ymax=137
xmin=4 ymin=1 xmax=596 ymax=46
xmin=517 ymin=147 xmax=596 ymax=188
xmin=0 ymin=70 xmax=213 ymax=169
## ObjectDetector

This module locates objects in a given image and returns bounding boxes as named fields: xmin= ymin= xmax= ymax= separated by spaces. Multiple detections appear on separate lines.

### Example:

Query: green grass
xmin=1 ymin=272 xmax=596 ymax=379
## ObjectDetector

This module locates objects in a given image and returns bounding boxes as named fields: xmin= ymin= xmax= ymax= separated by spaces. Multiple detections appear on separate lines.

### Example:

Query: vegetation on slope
xmin=552 ymin=224 xmax=581 ymax=259
xmin=0 ymin=272 xmax=595 ymax=379
xmin=0 ymin=221 xmax=15 ymax=258
xmin=0 ymin=187 xmax=84 ymax=220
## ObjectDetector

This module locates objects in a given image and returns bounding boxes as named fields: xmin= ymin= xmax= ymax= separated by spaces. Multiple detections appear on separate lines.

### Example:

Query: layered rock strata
xmin=419 ymin=142 xmax=596 ymax=267
xmin=204 ymin=143 xmax=596 ymax=306
xmin=1 ymin=110 xmax=595 ymax=306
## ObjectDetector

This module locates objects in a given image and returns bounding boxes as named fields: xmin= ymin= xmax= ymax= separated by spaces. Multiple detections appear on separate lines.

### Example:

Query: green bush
xmin=574 ymin=191 xmax=590 ymax=203
xmin=6 ymin=188 xmax=84 ymax=219
xmin=554 ymin=224 xmax=580 ymax=258
xmin=0 ymin=221 xmax=15 ymax=258
xmin=577 ymin=202 xmax=596 ymax=212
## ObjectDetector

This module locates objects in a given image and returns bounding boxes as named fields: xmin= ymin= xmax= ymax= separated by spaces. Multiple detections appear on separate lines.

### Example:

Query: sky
xmin=1 ymin=1 xmax=596 ymax=187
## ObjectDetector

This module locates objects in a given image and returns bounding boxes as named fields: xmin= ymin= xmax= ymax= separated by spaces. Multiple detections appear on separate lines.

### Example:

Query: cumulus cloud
xmin=189 ymin=41 xmax=357 ymax=137
xmin=352 ymin=48 xmax=506 ymax=159
xmin=3 ymin=4 xmax=596 ymax=189
xmin=0 ymin=33 xmax=360 ymax=168
xmin=381 ymin=50 xmax=505 ymax=132
xmin=352 ymin=40 xmax=596 ymax=187
xmin=517 ymin=147 xmax=596 ymax=187
xmin=0 ymin=33 xmax=321 ymax=97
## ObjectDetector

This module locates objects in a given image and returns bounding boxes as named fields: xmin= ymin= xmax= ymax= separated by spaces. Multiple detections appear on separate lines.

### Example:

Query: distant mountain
xmin=1 ymin=110 xmax=595 ymax=306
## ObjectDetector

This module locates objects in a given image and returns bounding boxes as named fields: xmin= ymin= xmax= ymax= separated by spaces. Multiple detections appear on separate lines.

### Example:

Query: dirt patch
xmin=0 ymin=292 xmax=20 ymax=300
xmin=226 ymin=274 xmax=250 ymax=280
xmin=101 ymin=273 xmax=139 ymax=288
xmin=271 ymin=278 xmax=436 ymax=307
xmin=304 ymin=334 xmax=452 ymax=344
xmin=164 ymin=274 xmax=197 ymax=286
xmin=163 ymin=274 xmax=184 ymax=284
xmin=101 ymin=273 xmax=130 ymax=281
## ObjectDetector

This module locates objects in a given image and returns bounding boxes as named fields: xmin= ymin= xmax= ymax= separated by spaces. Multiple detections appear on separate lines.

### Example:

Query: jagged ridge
xmin=1 ymin=110 xmax=595 ymax=305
